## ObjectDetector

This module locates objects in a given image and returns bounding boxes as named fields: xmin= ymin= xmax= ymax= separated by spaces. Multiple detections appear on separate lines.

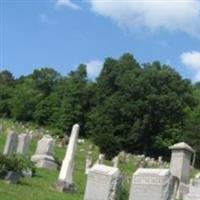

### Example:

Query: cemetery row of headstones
xmin=1 ymin=123 xmax=200 ymax=200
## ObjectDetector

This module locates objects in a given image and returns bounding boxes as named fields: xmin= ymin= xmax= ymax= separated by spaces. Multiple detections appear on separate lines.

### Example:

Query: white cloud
xmin=56 ymin=0 xmax=81 ymax=10
xmin=85 ymin=60 xmax=103 ymax=79
xmin=88 ymin=0 xmax=200 ymax=38
xmin=181 ymin=51 xmax=200 ymax=70
xmin=181 ymin=51 xmax=200 ymax=81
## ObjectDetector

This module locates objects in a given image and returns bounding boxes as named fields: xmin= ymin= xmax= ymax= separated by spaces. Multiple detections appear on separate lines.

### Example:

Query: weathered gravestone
xmin=184 ymin=177 xmax=200 ymax=200
xmin=0 ymin=124 xmax=3 ymax=132
xmin=84 ymin=164 xmax=122 ymax=200
xmin=16 ymin=133 xmax=31 ymax=154
xmin=4 ymin=171 xmax=21 ymax=184
xmin=55 ymin=124 xmax=80 ymax=192
xmin=112 ymin=156 xmax=119 ymax=168
xmin=129 ymin=168 xmax=173 ymax=200
xmin=3 ymin=131 xmax=18 ymax=155
xmin=85 ymin=152 xmax=93 ymax=175
xmin=31 ymin=135 xmax=57 ymax=169
xmin=169 ymin=142 xmax=195 ymax=199
xmin=97 ymin=153 xmax=105 ymax=164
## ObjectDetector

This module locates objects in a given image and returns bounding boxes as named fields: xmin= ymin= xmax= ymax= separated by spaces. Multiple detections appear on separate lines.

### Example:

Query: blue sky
xmin=0 ymin=0 xmax=200 ymax=81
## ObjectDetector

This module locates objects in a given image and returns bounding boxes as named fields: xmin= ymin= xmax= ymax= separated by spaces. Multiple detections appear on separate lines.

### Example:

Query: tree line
xmin=1 ymin=53 xmax=200 ymax=166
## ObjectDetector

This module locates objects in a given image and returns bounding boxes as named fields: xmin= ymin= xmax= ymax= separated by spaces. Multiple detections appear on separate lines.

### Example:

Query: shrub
xmin=0 ymin=153 xmax=35 ymax=178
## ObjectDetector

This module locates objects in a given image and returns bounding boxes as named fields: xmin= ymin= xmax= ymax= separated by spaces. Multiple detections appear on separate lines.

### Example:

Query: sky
xmin=0 ymin=0 xmax=200 ymax=81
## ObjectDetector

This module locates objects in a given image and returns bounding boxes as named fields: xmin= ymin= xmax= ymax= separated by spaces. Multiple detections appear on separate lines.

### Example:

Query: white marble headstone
xmin=31 ymin=135 xmax=57 ymax=169
xmin=129 ymin=168 xmax=173 ymax=200
xmin=3 ymin=131 xmax=18 ymax=155
xmin=16 ymin=133 xmax=31 ymax=154
xmin=84 ymin=164 xmax=122 ymax=200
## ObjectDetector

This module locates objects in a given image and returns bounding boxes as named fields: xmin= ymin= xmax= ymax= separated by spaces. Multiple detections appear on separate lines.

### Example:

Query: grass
xmin=0 ymin=119 xmax=137 ymax=200
xmin=0 ymin=118 xmax=199 ymax=200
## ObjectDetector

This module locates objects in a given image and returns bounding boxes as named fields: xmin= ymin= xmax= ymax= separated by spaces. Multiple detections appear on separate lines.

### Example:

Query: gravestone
xmin=184 ymin=177 xmax=200 ymax=200
xmin=97 ymin=153 xmax=105 ymax=164
xmin=129 ymin=168 xmax=173 ymax=200
xmin=55 ymin=124 xmax=80 ymax=192
xmin=16 ymin=133 xmax=31 ymax=154
xmin=85 ymin=152 xmax=93 ymax=175
xmin=4 ymin=171 xmax=21 ymax=184
xmin=84 ymin=164 xmax=122 ymax=200
xmin=0 ymin=124 xmax=3 ymax=132
xmin=31 ymin=134 xmax=57 ymax=169
xmin=169 ymin=142 xmax=195 ymax=199
xmin=3 ymin=131 xmax=18 ymax=155
xmin=112 ymin=156 xmax=119 ymax=168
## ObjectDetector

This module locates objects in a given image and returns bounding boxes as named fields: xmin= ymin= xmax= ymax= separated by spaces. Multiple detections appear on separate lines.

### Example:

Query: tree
xmin=10 ymin=78 xmax=42 ymax=121
xmin=87 ymin=55 xmax=195 ymax=158
xmin=0 ymin=70 xmax=15 ymax=117
xmin=31 ymin=68 xmax=61 ymax=96
xmin=183 ymin=86 xmax=200 ymax=166
xmin=49 ymin=64 xmax=92 ymax=136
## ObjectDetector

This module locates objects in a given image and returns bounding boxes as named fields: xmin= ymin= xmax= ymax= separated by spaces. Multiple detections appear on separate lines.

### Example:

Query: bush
xmin=0 ymin=153 xmax=35 ymax=178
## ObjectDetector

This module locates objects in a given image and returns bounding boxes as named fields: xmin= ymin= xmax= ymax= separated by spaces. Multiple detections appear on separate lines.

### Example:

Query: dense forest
xmin=1 ymin=53 xmax=200 ymax=165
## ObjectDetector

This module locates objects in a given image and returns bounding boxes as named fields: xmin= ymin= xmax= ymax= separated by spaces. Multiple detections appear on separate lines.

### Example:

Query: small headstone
xmin=31 ymin=135 xmax=57 ymax=169
xmin=118 ymin=151 xmax=126 ymax=163
xmin=129 ymin=168 xmax=173 ymax=200
xmin=158 ymin=156 xmax=163 ymax=163
xmin=0 ymin=124 xmax=3 ymax=132
xmin=184 ymin=177 xmax=200 ymax=200
xmin=97 ymin=153 xmax=105 ymax=164
xmin=22 ymin=169 xmax=33 ymax=177
xmin=3 ymin=131 xmax=18 ymax=155
xmin=84 ymin=164 xmax=122 ymax=200
xmin=112 ymin=156 xmax=119 ymax=168
xmin=88 ymin=144 xmax=93 ymax=150
xmin=78 ymin=138 xmax=85 ymax=144
xmin=4 ymin=171 xmax=21 ymax=184
xmin=16 ymin=133 xmax=31 ymax=154
xmin=85 ymin=153 xmax=93 ymax=174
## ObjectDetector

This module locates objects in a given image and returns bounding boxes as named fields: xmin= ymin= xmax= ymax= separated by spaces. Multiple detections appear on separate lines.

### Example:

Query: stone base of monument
xmin=31 ymin=155 xmax=57 ymax=170
xmin=55 ymin=180 xmax=75 ymax=193
xmin=4 ymin=171 xmax=21 ymax=184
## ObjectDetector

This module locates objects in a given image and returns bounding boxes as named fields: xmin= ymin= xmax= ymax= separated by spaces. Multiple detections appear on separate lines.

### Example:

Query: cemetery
xmin=0 ymin=119 xmax=199 ymax=200
xmin=1 ymin=0 xmax=200 ymax=199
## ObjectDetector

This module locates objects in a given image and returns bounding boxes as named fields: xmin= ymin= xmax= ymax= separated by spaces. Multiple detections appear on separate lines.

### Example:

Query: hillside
xmin=0 ymin=119 xmax=138 ymax=200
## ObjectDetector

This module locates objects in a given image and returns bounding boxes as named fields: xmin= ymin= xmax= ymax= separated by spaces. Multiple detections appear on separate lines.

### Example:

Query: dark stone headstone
xmin=4 ymin=171 xmax=21 ymax=184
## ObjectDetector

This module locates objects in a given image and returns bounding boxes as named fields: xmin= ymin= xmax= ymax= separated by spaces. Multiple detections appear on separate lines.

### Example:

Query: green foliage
xmin=87 ymin=56 xmax=195 ymax=159
xmin=0 ymin=70 xmax=14 ymax=117
xmin=0 ymin=154 xmax=35 ymax=178
xmin=1 ymin=53 xmax=200 ymax=165
xmin=183 ymin=87 xmax=200 ymax=166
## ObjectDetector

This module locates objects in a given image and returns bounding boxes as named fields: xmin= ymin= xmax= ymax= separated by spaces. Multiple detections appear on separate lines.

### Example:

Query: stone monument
xmin=129 ymin=168 xmax=173 ymax=200
xmin=55 ymin=124 xmax=80 ymax=192
xmin=31 ymin=134 xmax=57 ymax=169
xmin=84 ymin=164 xmax=122 ymax=200
xmin=169 ymin=142 xmax=195 ymax=199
